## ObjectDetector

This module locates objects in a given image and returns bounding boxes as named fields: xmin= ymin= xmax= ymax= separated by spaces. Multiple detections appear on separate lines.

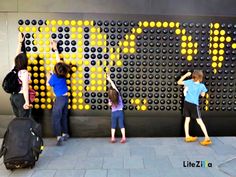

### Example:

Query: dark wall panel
xmin=0 ymin=0 xmax=236 ymax=137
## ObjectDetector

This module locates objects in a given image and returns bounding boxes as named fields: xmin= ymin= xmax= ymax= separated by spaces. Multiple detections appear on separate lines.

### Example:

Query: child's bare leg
xmin=184 ymin=117 xmax=191 ymax=137
xmin=196 ymin=118 xmax=210 ymax=140
xmin=111 ymin=129 xmax=116 ymax=139
xmin=121 ymin=128 xmax=126 ymax=139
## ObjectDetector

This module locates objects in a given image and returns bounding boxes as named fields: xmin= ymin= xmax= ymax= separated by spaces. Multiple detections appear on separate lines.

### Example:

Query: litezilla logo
xmin=183 ymin=161 xmax=213 ymax=168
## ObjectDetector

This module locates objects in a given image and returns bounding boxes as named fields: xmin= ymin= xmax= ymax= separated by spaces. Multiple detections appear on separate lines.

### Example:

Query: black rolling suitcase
xmin=0 ymin=117 xmax=44 ymax=170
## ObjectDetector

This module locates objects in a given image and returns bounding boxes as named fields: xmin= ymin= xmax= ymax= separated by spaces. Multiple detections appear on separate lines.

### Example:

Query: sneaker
xmin=56 ymin=137 xmax=63 ymax=146
xmin=110 ymin=138 xmax=116 ymax=143
xmin=62 ymin=134 xmax=70 ymax=141
xmin=120 ymin=138 xmax=126 ymax=144
xmin=200 ymin=139 xmax=212 ymax=146
xmin=185 ymin=136 xmax=198 ymax=142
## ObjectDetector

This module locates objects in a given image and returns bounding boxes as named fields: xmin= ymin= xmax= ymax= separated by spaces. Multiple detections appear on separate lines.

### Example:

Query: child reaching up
xmin=47 ymin=40 xmax=70 ymax=146
xmin=177 ymin=70 xmax=212 ymax=146
xmin=107 ymin=75 xmax=126 ymax=143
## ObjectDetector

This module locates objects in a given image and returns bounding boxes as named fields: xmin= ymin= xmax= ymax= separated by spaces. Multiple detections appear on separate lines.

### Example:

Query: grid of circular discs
xmin=18 ymin=19 xmax=236 ymax=111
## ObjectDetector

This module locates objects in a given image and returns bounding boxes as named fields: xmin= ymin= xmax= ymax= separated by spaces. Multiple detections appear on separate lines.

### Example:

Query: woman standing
xmin=10 ymin=33 xmax=30 ymax=117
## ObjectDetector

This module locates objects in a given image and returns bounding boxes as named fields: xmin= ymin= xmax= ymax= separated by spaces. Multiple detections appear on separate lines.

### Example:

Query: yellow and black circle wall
xmin=18 ymin=16 xmax=236 ymax=117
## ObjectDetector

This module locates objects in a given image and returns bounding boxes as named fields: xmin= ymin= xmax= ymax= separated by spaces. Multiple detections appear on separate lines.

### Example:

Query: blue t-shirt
xmin=183 ymin=79 xmax=207 ymax=105
xmin=49 ymin=74 xmax=68 ymax=96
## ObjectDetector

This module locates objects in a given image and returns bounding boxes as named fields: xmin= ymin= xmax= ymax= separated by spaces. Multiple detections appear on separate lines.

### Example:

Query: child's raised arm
xmin=177 ymin=72 xmax=191 ymax=85
xmin=16 ymin=32 xmax=24 ymax=55
xmin=107 ymin=75 xmax=119 ymax=93
xmin=51 ymin=40 xmax=61 ymax=63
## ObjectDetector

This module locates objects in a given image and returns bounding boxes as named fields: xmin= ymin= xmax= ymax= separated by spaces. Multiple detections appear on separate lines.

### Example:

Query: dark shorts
xmin=183 ymin=101 xmax=201 ymax=119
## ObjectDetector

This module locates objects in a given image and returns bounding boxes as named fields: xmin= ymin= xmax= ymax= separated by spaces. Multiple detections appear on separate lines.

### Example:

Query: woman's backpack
xmin=2 ymin=68 xmax=21 ymax=94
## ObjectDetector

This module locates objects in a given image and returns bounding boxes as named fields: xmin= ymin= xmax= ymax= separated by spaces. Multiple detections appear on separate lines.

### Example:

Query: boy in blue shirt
xmin=47 ymin=41 xmax=70 ymax=146
xmin=177 ymin=70 xmax=212 ymax=146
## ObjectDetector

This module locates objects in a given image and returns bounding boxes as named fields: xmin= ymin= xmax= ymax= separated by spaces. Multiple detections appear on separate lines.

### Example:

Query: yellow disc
xmin=27 ymin=66 xmax=32 ymax=71
xmin=40 ymin=79 xmax=45 ymax=84
xmin=78 ymin=105 xmax=84 ymax=110
xmin=40 ymin=86 xmax=45 ymax=90
xmin=85 ymin=105 xmax=90 ymax=110
xmin=123 ymin=41 xmax=128 ymax=47
xmin=187 ymin=49 xmax=193 ymax=54
xmin=181 ymin=49 xmax=186 ymax=54
xmin=187 ymin=55 xmax=192 ymax=61
xmin=57 ymin=20 xmax=63 ymax=25
xmin=213 ymin=36 xmax=219 ymax=42
xmin=130 ymin=99 xmax=134 ymax=104
xmin=219 ymin=49 xmax=224 ymax=55
xmin=181 ymin=29 xmax=186 ymax=34
xmin=150 ymin=21 xmax=155 ymax=27
xmin=218 ymin=62 xmax=222 ymax=67
xmin=219 ymin=43 xmax=225 ymax=48
xmin=78 ymin=86 xmax=83 ymax=91
xmin=188 ymin=42 xmax=193 ymax=48
xmin=141 ymin=105 xmax=147 ymax=111
xmin=232 ymin=43 xmax=236 ymax=49
xmin=211 ymin=62 xmax=217 ymax=68
xmin=32 ymin=27 xmax=37 ymax=32
xmin=123 ymin=48 xmax=129 ymax=53
xmin=130 ymin=48 xmax=135 ymax=53
xmin=169 ymin=22 xmax=175 ymax=28
xmin=77 ymin=20 xmax=83 ymax=26
xmin=218 ymin=56 xmax=224 ymax=61
xmin=163 ymin=22 xmax=168 ymax=28
xmin=213 ymin=43 xmax=218 ymax=48
xmin=156 ymin=21 xmax=162 ymax=27
xmin=214 ymin=30 xmax=219 ymax=35
xmin=19 ymin=26 xmax=24 ymax=32
xmin=143 ymin=21 xmax=149 ymax=27
xmin=33 ymin=73 xmax=38 ymax=78
xmin=220 ymin=30 xmax=225 ymax=35
xmin=142 ymin=99 xmax=147 ymax=104
xmin=219 ymin=36 xmax=225 ymax=42
xmin=34 ymin=98 xmax=39 ymax=103
xmin=226 ymin=36 xmax=231 ymax=42
xmin=136 ymin=28 xmax=142 ymax=34
xmin=71 ymin=20 xmax=76 ymax=26
xmin=115 ymin=60 xmax=122 ymax=67
xmin=181 ymin=36 xmax=187 ymax=41
xmin=25 ymin=26 xmax=30 ymax=32
xmin=72 ymin=105 xmax=77 ymax=110
xmin=64 ymin=20 xmax=70 ymax=25
xmin=138 ymin=21 xmax=142 ymax=27
xmin=130 ymin=34 xmax=135 ymax=40
xmin=212 ymin=56 xmax=217 ymax=61
xmin=84 ymin=20 xmax=89 ymax=26
xmin=34 ymin=104 xmax=39 ymax=109
xmin=213 ymin=49 xmax=218 ymax=55
xmin=175 ymin=29 xmax=181 ymax=35
xmin=135 ymin=99 xmax=140 ymax=104
xmin=214 ymin=23 xmax=220 ymax=29
xmin=46 ymin=92 xmax=51 ymax=97
xmin=181 ymin=42 xmax=187 ymax=48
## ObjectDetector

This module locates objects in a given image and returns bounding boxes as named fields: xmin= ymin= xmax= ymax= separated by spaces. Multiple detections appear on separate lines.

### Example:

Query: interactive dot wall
xmin=18 ymin=18 xmax=236 ymax=112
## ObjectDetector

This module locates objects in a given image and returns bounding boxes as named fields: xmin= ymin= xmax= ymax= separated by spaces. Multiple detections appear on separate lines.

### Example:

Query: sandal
xmin=200 ymin=139 xmax=212 ymax=146
xmin=185 ymin=136 xmax=198 ymax=142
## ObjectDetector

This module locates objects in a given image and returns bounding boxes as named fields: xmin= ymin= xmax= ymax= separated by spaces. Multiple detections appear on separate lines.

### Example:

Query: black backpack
xmin=2 ymin=68 xmax=21 ymax=94
xmin=0 ymin=118 xmax=44 ymax=170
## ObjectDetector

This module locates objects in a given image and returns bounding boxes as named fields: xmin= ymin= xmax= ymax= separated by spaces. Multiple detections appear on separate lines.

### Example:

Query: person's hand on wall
xmin=18 ymin=32 xmax=24 ymax=43
xmin=50 ymin=40 xmax=58 ymax=51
